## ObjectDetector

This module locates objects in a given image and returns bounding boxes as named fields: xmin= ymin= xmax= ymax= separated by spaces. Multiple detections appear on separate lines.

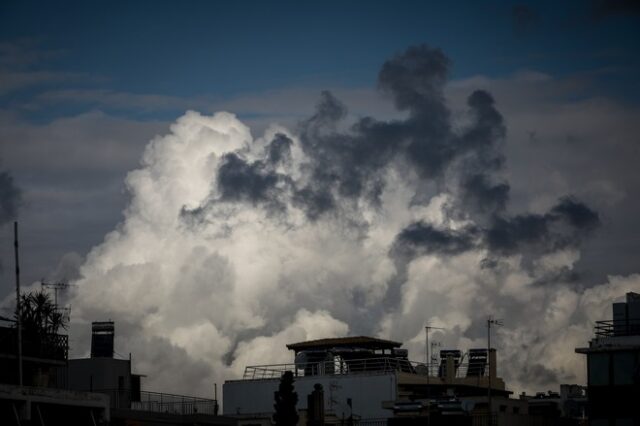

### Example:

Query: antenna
xmin=40 ymin=280 xmax=70 ymax=308
xmin=14 ymin=222 xmax=23 ymax=386
xmin=487 ymin=317 xmax=503 ymax=420
xmin=41 ymin=280 xmax=74 ymax=324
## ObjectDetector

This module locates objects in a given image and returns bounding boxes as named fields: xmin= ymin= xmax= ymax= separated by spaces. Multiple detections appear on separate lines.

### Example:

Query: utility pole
xmin=14 ymin=222 xmax=23 ymax=386
xmin=487 ymin=317 xmax=503 ymax=423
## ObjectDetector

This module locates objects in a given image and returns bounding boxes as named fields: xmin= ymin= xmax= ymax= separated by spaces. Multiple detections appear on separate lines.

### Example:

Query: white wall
xmin=223 ymin=372 xmax=396 ymax=419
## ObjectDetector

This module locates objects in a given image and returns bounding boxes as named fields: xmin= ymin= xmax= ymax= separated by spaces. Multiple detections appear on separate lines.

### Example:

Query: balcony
xmin=93 ymin=389 xmax=218 ymax=415
xmin=242 ymin=357 xmax=489 ymax=380
xmin=0 ymin=326 xmax=68 ymax=362
xmin=594 ymin=318 xmax=640 ymax=338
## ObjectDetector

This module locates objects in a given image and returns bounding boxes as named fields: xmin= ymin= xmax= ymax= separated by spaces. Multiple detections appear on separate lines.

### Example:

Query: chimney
xmin=91 ymin=321 xmax=115 ymax=358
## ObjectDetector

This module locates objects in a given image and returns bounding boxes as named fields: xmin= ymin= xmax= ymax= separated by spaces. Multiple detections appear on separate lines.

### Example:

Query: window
xmin=513 ymin=406 xmax=520 ymax=414
xmin=613 ymin=352 xmax=635 ymax=385
xmin=588 ymin=353 xmax=610 ymax=385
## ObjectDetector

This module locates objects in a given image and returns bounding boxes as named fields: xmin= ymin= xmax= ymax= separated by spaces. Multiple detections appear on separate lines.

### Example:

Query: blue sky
xmin=1 ymin=0 xmax=639 ymax=116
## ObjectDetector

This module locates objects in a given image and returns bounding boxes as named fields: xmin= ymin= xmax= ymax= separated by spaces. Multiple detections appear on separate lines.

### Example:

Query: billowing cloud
xmin=67 ymin=45 xmax=628 ymax=399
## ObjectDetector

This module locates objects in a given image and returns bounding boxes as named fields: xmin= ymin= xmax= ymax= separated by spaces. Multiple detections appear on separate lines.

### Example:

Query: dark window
xmin=118 ymin=376 xmax=124 ymax=390
xmin=499 ymin=405 xmax=506 ymax=413
xmin=513 ymin=406 xmax=520 ymax=414
xmin=131 ymin=375 xmax=141 ymax=402
xmin=589 ymin=353 xmax=610 ymax=385
xmin=613 ymin=352 xmax=635 ymax=385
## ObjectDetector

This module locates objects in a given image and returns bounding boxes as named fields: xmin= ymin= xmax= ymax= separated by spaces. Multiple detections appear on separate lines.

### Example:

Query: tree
xmin=17 ymin=290 xmax=67 ymax=336
xmin=273 ymin=370 xmax=299 ymax=426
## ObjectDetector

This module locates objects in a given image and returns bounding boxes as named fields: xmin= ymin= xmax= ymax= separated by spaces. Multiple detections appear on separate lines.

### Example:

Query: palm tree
xmin=18 ymin=290 xmax=67 ymax=336
xmin=13 ymin=290 xmax=68 ymax=385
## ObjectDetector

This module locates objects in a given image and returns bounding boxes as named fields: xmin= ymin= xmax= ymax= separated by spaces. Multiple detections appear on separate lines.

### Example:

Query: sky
xmin=1 ymin=0 xmax=640 ymax=399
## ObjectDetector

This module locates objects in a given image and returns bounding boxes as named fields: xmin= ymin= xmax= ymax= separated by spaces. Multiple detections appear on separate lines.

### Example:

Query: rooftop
xmin=286 ymin=336 xmax=402 ymax=352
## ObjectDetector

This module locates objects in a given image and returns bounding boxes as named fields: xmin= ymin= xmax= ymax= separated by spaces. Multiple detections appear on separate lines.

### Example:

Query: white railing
xmin=242 ymin=357 xmax=488 ymax=380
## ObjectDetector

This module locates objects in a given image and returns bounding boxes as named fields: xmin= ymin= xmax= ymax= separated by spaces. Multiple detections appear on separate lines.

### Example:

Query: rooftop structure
xmin=68 ymin=321 xmax=229 ymax=425
xmin=0 ymin=325 xmax=68 ymax=388
xmin=286 ymin=336 xmax=402 ymax=353
xmin=575 ymin=292 xmax=640 ymax=425
xmin=224 ymin=335 xmax=510 ymax=424
xmin=91 ymin=321 xmax=115 ymax=358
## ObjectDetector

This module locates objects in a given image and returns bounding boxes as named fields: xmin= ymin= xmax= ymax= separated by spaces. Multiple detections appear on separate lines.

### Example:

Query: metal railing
xmin=93 ymin=389 xmax=218 ymax=415
xmin=242 ymin=357 xmax=489 ymax=380
xmin=353 ymin=418 xmax=388 ymax=426
xmin=594 ymin=318 xmax=640 ymax=337
xmin=0 ymin=326 xmax=68 ymax=361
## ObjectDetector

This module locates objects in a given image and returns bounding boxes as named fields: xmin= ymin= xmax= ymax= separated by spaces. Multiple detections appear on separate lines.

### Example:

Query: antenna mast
xmin=14 ymin=222 xmax=23 ymax=386
xmin=487 ymin=317 xmax=503 ymax=421
xmin=40 ymin=280 xmax=69 ymax=308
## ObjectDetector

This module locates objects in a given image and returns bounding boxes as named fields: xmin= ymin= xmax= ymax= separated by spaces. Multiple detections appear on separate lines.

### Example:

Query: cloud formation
xmin=67 ymin=45 xmax=633 ymax=398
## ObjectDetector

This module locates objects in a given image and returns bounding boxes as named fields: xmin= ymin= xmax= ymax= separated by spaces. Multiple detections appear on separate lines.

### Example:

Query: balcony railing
xmin=242 ymin=357 xmax=489 ymax=380
xmin=594 ymin=318 xmax=640 ymax=338
xmin=93 ymin=389 xmax=218 ymax=415
xmin=0 ymin=327 xmax=68 ymax=361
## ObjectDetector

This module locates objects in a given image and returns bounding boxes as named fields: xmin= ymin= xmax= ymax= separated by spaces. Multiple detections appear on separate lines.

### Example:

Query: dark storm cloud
xmin=458 ymin=90 xmax=506 ymax=167
xmin=384 ymin=194 xmax=600 ymax=306
xmin=267 ymin=133 xmax=293 ymax=165
xmin=591 ymin=0 xmax=640 ymax=18
xmin=393 ymin=222 xmax=478 ymax=257
xmin=296 ymin=91 xmax=400 ymax=216
xmin=292 ymin=187 xmax=335 ymax=220
xmin=294 ymin=45 xmax=510 ymax=220
xmin=390 ymin=197 xmax=599 ymax=262
xmin=212 ymin=43 xmax=600 ymax=306
xmin=384 ymin=222 xmax=479 ymax=310
xmin=0 ymin=169 xmax=21 ymax=224
xmin=460 ymin=174 xmax=510 ymax=215
xmin=378 ymin=45 xmax=450 ymax=115
xmin=378 ymin=45 xmax=454 ymax=180
xmin=512 ymin=4 xmax=540 ymax=36
xmin=217 ymin=152 xmax=289 ymax=206
xmin=487 ymin=197 xmax=600 ymax=255
xmin=455 ymin=89 xmax=508 ymax=216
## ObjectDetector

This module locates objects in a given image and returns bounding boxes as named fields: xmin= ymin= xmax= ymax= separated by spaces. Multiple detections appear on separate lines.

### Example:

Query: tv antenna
xmin=40 ymin=280 xmax=70 ymax=308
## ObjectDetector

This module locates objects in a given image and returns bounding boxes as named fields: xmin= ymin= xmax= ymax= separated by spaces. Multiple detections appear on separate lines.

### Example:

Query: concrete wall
xmin=224 ymin=372 xmax=396 ymax=420
xmin=68 ymin=358 xmax=131 ymax=391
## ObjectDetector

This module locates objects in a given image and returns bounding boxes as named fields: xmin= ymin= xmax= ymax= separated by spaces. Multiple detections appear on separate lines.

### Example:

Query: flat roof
xmin=286 ymin=336 xmax=402 ymax=352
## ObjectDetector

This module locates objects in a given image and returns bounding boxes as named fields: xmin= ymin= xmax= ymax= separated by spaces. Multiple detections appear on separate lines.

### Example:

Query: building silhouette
xmin=576 ymin=292 xmax=640 ymax=426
